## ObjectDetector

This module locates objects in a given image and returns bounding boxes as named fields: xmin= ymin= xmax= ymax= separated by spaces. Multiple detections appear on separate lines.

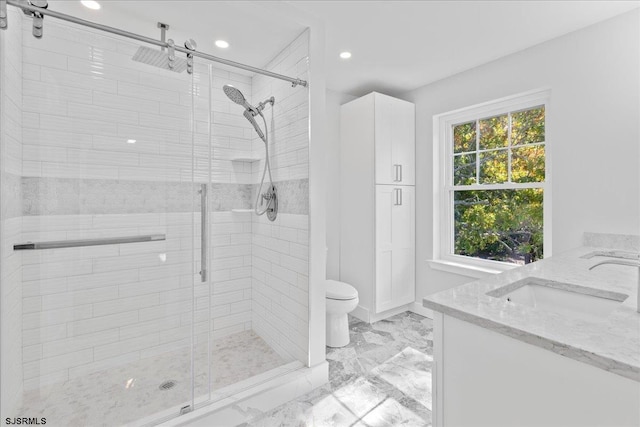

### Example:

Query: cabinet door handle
xmin=393 ymin=164 xmax=399 ymax=182
xmin=393 ymin=188 xmax=402 ymax=206
xmin=399 ymin=164 xmax=403 ymax=182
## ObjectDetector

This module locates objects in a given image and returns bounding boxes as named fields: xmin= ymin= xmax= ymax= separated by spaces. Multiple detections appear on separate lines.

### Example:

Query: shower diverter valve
xmin=264 ymin=185 xmax=278 ymax=222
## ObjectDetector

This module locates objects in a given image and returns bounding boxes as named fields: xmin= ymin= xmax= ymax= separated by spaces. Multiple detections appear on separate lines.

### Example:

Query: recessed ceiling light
xmin=81 ymin=0 xmax=101 ymax=10
xmin=340 ymin=51 xmax=352 ymax=59
xmin=215 ymin=40 xmax=229 ymax=49
xmin=126 ymin=139 xmax=136 ymax=144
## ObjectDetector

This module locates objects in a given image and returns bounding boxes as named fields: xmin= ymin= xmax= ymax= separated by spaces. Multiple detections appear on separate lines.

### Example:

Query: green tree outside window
xmin=452 ymin=106 xmax=545 ymax=265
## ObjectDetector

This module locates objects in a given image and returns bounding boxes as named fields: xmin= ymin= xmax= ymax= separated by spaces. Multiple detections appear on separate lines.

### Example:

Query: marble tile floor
xmin=242 ymin=311 xmax=434 ymax=427
xmin=16 ymin=330 xmax=288 ymax=427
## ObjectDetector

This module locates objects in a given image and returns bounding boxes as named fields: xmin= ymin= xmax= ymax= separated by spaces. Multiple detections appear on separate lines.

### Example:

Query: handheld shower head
xmin=223 ymin=85 xmax=253 ymax=111
xmin=224 ymin=84 xmax=271 ymax=142
xmin=244 ymin=109 xmax=265 ymax=141
xmin=222 ymin=83 xmax=277 ymax=220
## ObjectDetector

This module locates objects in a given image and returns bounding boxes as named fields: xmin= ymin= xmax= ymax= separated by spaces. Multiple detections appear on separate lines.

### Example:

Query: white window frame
xmin=430 ymin=89 xmax=552 ymax=278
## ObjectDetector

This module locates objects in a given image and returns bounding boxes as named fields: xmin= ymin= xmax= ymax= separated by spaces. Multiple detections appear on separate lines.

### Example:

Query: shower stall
xmin=0 ymin=2 xmax=314 ymax=425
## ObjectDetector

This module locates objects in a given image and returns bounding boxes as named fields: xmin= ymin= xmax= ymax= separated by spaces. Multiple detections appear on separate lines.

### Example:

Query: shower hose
xmin=255 ymin=112 xmax=274 ymax=216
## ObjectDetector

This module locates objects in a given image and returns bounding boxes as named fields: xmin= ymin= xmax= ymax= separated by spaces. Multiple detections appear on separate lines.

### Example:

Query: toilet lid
xmin=326 ymin=280 xmax=358 ymax=300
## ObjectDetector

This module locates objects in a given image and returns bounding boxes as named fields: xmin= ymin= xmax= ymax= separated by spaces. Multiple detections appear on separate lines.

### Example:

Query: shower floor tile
xmin=242 ymin=311 xmax=433 ymax=427
xmin=16 ymin=330 xmax=287 ymax=427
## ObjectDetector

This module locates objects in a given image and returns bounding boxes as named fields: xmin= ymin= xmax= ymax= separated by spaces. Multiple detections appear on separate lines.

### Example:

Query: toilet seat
xmin=326 ymin=280 xmax=358 ymax=300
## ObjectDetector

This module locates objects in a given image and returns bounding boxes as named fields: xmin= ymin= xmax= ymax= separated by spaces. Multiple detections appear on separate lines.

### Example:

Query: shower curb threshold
xmin=157 ymin=361 xmax=328 ymax=427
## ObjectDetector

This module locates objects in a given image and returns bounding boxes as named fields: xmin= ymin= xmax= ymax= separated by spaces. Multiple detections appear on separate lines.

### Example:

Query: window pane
xmin=512 ymin=145 xmax=545 ymax=183
xmin=479 ymin=149 xmax=508 ymax=184
xmin=512 ymin=106 xmax=545 ymax=146
xmin=453 ymin=121 xmax=476 ymax=153
xmin=453 ymin=154 xmax=477 ymax=185
xmin=479 ymin=114 xmax=508 ymax=149
xmin=454 ymin=189 xmax=544 ymax=265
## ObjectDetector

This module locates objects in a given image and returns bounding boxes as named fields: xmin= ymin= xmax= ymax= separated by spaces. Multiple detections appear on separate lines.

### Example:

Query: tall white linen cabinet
xmin=340 ymin=92 xmax=416 ymax=322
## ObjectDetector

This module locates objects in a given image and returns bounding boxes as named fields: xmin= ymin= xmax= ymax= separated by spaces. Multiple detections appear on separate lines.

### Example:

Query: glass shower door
xmin=2 ymin=18 xmax=206 ymax=426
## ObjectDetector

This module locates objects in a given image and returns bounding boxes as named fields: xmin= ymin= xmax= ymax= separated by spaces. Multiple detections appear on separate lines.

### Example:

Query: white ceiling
xmin=291 ymin=0 xmax=640 ymax=96
xmin=49 ymin=1 xmax=307 ymax=75
xmin=45 ymin=1 xmax=640 ymax=96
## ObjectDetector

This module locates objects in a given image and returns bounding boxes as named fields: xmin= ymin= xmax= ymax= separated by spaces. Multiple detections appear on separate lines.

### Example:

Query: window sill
xmin=427 ymin=259 xmax=516 ymax=279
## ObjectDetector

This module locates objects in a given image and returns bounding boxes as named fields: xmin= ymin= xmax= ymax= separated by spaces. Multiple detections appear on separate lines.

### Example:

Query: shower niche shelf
xmin=231 ymin=209 xmax=253 ymax=213
xmin=230 ymin=157 xmax=259 ymax=162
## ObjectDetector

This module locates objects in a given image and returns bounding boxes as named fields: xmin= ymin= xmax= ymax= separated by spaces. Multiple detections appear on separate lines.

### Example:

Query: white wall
xmin=401 ymin=10 xmax=640 ymax=300
xmin=325 ymin=89 xmax=357 ymax=279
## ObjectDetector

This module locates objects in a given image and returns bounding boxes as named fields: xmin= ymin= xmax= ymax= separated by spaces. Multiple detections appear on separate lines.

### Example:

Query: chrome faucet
xmin=589 ymin=259 xmax=640 ymax=313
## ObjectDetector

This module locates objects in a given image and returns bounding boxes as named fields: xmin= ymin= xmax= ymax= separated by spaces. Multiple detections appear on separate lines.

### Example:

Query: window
xmin=433 ymin=90 xmax=550 ymax=275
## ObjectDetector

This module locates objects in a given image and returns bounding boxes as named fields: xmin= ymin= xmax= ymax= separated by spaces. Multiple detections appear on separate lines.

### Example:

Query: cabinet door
xmin=375 ymin=96 xmax=394 ymax=184
xmin=391 ymin=101 xmax=415 ymax=185
xmin=375 ymin=186 xmax=415 ymax=313
xmin=375 ymin=95 xmax=415 ymax=185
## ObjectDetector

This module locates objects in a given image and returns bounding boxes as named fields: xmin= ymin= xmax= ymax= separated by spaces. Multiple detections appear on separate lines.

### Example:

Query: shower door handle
xmin=200 ymin=183 xmax=207 ymax=282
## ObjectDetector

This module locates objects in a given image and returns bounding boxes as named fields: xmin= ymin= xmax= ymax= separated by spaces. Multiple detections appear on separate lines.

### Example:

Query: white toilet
xmin=326 ymin=279 xmax=359 ymax=348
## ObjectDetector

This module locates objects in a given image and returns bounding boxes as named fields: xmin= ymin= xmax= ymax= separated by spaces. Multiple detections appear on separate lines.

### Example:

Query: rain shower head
xmin=132 ymin=22 xmax=188 ymax=73
xmin=132 ymin=46 xmax=187 ymax=73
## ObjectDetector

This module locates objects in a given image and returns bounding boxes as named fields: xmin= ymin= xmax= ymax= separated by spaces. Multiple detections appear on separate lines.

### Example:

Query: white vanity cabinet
xmin=431 ymin=313 xmax=640 ymax=427
xmin=339 ymin=92 xmax=416 ymax=322
xmin=424 ymin=243 xmax=640 ymax=427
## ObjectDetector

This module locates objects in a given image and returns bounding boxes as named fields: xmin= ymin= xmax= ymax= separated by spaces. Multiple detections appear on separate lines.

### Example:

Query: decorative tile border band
xmin=19 ymin=177 xmax=308 ymax=216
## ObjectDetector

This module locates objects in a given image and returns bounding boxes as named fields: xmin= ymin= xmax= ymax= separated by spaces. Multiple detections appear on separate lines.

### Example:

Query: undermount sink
xmin=486 ymin=278 xmax=628 ymax=322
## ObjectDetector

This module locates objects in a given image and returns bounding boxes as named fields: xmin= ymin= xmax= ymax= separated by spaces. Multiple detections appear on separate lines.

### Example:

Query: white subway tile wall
xmin=21 ymin=20 xmax=254 ymax=184
xmin=251 ymin=31 xmax=309 ymax=183
xmin=252 ymin=213 xmax=309 ymax=362
xmin=20 ymin=211 xmax=254 ymax=388
xmin=250 ymin=30 xmax=310 ymax=362
xmin=0 ymin=8 xmax=24 ymax=417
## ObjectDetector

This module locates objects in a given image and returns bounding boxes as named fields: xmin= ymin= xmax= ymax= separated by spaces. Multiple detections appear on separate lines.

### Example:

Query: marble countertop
xmin=423 ymin=246 xmax=640 ymax=382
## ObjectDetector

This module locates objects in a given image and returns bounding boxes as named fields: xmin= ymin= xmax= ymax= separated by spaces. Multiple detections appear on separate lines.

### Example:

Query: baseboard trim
xmin=352 ymin=303 xmax=421 ymax=323
xmin=409 ymin=302 xmax=434 ymax=319
xmin=351 ymin=304 xmax=369 ymax=322
xmin=369 ymin=304 xmax=412 ymax=323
